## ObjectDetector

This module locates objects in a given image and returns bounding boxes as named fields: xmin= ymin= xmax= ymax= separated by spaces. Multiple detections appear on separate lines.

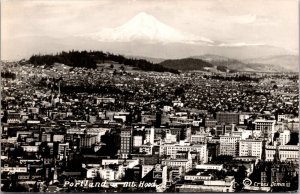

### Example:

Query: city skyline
xmin=1 ymin=1 xmax=299 ymax=193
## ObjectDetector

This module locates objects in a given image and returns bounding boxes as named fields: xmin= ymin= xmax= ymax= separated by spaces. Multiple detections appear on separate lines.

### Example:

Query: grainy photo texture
xmin=1 ymin=0 xmax=299 ymax=193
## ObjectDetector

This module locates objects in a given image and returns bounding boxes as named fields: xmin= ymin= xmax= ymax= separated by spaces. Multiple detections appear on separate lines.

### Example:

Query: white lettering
xmin=63 ymin=181 xmax=70 ymax=187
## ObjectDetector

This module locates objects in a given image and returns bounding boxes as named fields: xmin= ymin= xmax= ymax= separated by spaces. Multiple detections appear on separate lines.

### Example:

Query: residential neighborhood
xmin=1 ymin=61 xmax=299 ymax=192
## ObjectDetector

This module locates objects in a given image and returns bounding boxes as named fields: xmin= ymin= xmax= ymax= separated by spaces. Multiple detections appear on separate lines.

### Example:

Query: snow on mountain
xmin=85 ymin=12 xmax=214 ymax=45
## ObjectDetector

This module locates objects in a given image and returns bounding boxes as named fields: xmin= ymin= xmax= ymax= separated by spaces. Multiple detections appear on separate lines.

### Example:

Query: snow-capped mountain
xmin=85 ymin=12 xmax=214 ymax=45
xmin=4 ymin=12 xmax=295 ymax=62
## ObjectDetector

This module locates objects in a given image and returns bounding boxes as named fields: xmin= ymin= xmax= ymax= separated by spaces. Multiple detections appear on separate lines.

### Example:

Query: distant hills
xmin=159 ymin=58 xmax=229 ymax=72
xmin=190 ymin=54 xmax=246 ymax=71
xmin=158 ymin=54 xmax=299 ymax=72
xmin=243 ymin=55 xmax=299 ymax=72
xmin=126 ymin=55 xmax=166 ymax=64
xmin=27 ymin=51 xmax=298 ymax=73
xmin=28 ymin=51 xmax=179 ymax=74
xmin=4 ymin=11 xmax=297 ymax=73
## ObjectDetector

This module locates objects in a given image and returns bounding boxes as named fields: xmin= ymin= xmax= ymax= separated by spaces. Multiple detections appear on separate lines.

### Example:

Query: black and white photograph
xmin=1 ymin=0 xmax=299 ymax=192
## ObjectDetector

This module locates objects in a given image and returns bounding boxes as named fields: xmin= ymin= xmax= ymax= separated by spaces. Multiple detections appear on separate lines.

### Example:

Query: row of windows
xmin=165 ymin=148 xmax=204 ymax=152
xmin=162 ymin=162 xmax=189 ymax=166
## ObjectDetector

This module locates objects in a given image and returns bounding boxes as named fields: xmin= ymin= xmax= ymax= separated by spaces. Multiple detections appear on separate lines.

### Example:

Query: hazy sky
xmin=1 ymin=0 xmax=299 ymax=59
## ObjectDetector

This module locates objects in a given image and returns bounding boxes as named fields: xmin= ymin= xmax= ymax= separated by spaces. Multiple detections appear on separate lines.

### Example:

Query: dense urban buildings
xmin=1 ymin=61 xmax=299 ymax=193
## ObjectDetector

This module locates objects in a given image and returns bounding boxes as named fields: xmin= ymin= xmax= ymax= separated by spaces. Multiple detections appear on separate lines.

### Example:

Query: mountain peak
xmin=132 ymin=12 xmax=156 ymax=21
xmin=86 ymin=12 xmax=213 ymax=44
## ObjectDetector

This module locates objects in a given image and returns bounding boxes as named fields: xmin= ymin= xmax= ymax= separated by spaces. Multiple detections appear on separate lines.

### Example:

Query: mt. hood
xmin=85 ymin=12 xmax=214 ymax=44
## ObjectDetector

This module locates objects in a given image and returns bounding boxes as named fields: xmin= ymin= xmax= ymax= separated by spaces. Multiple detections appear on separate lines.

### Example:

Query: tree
xmin=1 ymin=71 xmax=16 ymax=79
xmin=28 ymin=50 xmax=179 ymax=73
xmin=175 ymin=87 xmax=185 ymax=96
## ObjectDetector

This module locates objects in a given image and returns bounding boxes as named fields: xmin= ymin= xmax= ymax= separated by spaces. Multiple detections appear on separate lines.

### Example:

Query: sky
xmin=1 ymin=0 xmax=299 ymax=60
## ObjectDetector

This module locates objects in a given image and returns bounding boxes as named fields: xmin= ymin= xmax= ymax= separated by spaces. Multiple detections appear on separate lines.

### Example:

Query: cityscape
xmin=1 ymin=0 xmax=299 ymax=193
xmin=1 ymin=57 xmax=299 ymax=192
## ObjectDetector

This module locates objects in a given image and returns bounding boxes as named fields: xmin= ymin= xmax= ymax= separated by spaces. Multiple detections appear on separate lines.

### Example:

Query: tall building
xmin=166 ymin=127 xmax=185 ymax=141
xmin=161 ymin=158 xmax=192 ymax=172
xmin=160 ymin=142 xmax=208 ymax=163
xmin=216 ymin=112 xmax=239 ymax=124
xmin=254 ymin=119 xmax=276 ymax=139
xmin=279 ymin=130 xmax=291 ymax=145
xmin=6 ymin=111 xmax=21 ymax=123
xmin=119 ymin=128 xmax=133 ymax=158
xmin=185 ymin=127 xmax=192 ymax=142
xmin=58 ymin=142 xmax=69 ymax=160
xmin=239 ymin=113 xmax=253 ymax=124
xmin=80 ymin=134 xmax=97 ymax=148
xmin=133 ymin=136 xmax=143 ymax=147
xmin=215 ymin=124 xmax=235 ymax=136
xmin=239 ymin=139 xmax=262 ymax=159
xmin=190 ymin=133 xmax=209 ymax=144
xmin=153 ymin=164 xmax=168 ymax=190
xmin=144 ymin=127 xmax=154 ymax=145
xmin=205 ymin=119 xmax=217 ymax=128
xmin=265 ymin=144 xmax=299 ymax=162
xmin=277 ymin=114 xmax=288 ymax=122
xmin=155 ymin=112 xmax=162 ymax=127
xmin=258 ymin=161 xmax=297 ymax=191
xmin=219 ymin=135 xmax=241 ymax=157
xmin=216 ymin=125 xmax=225 ymax=136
